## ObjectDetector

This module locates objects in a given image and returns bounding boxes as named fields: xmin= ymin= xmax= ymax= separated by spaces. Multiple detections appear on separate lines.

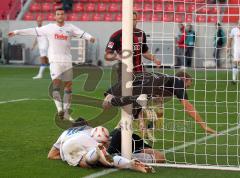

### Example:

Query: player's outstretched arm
xmin=47 ymin=147 xmax=61 ymax=160
xmin=142 ymin=51 xmax=161 ymax=67
xmin=8 ymin=28 xmax=40 ymax=37
xmin=71 ymin=24 xmax=95 ymax=43
xmin=180 ymin=99 xmax=216 ymax=134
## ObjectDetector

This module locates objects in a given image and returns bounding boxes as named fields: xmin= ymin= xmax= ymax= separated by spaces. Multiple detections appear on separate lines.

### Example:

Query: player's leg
xmin=50 ymin=63 xmax=63 ymax=117
xmin=103 ymin=82 xmax=148 ymax=109
xmin=63 ymin=81 xmax=73 ymax=121
xmin=136 ymin=148 xmax=165 ymax=163
xmin=52 ymin=79 xmax=63 ymax=118
xmin=113 ymin=155 xmax=155 ymax=173
xmin=62 ymin=63 xmax=74 ymax=121
xmin=216 ymin=48 xmax=221 ymax=68
xmin=232 ymin=51 xmax=240 ymax=84
xmin=33 ymin=48 xmax=48 ymax=79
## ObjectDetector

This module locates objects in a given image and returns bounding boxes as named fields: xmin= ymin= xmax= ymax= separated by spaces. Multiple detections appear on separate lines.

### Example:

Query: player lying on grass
xmin=48 ymin=118 xmax=155 ymax=173
xmin=102 ymin=71 xmax=216 ymax=134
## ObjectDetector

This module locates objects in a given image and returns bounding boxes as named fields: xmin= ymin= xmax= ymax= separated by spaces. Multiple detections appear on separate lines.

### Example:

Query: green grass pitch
xmin=0 ymin=66 xmax=240 ymax=178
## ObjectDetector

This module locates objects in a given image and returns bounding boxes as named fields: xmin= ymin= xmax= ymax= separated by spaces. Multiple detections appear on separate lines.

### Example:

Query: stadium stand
xmin=21 ymin=0 xmax=235 ymax=22
xmin=0 ymin=0 xmax=23 ymax=20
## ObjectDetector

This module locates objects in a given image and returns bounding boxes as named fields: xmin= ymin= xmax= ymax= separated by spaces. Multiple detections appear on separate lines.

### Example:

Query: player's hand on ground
xmin=90 ymin=37 xmax=95 ymax=43
xmin=8 ymin=32 xmax=15 ymax=37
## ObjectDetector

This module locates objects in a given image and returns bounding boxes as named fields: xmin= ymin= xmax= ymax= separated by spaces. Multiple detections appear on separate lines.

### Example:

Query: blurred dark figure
xmin=61 ymin=0 xmax=73 ymax=12
xmin=213 ymin=23 xmax=226 ymax=68
xmin=55 ymin=0 xmax=73 ymax=12
xmin=185 ymin=24 xmax=195 ymax=67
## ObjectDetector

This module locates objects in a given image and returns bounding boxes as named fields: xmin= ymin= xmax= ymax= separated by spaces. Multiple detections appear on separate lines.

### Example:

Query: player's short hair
xmin=55 ymin=7 xmax=65 ymax=12
xmin=72 ymin=117 xmax=89 ymax=127
xmin=175 ymin=71 xmax=192 ymax=80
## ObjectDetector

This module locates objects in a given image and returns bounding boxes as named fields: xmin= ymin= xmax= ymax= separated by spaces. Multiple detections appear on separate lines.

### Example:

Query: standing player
xmin=103 ymin=71 xmax=216 ymax=134
xmin=8 ymin=8 xmax=95 ymax=121
xmin=104 ymin=11 xmax=161 ymax=80
xmin=226 ymin=23 xmax=240 ymax=84
xmin=31 ymin=16 xmax=49 ymax=79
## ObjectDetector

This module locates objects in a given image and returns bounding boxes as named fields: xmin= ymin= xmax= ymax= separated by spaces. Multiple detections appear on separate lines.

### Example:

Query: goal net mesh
xmin=128 ymin=0 xmax=240 ymax=170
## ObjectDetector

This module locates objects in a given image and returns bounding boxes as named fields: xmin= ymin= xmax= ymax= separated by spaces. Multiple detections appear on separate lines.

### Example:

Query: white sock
xmin=63 ymin=90 xmax=72 ymax=111
xmin=232 ymin=67 xmax=238 ymax=81
xmin=132 ymin=153 xmax=154 ymax=163
xmin=113 ymin=155 xmax=131 ymax=169
xmin=52 ymin=90 xmax=62 ymax=112
xmin=85 ymin=148 xmax=99 ymax=165
xmin=38 ymin=64 xmax=47 ymax=76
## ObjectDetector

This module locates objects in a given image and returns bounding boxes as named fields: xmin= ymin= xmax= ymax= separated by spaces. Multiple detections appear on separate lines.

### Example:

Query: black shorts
xmin=107 ymin=128 xmax=152 ymax=155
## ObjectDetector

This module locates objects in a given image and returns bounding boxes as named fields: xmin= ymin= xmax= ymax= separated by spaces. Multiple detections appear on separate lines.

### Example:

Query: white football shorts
xmin=49 ymin=62 xmax=73 ymax=81
xmin=39 ymin=48 xmax=48 ymax=57
xmin=233 ymin=49 xmax=240 ymax=62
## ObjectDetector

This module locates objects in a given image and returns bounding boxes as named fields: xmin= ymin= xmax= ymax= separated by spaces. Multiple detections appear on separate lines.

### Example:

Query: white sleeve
xmin=14 ymin=28 xmax=39 ymax=36
xmin=229 ymin=28 xmax=235 ymax=38
xmin=53 ymin=131 xmax=67 ymax=149
xmin=14 ymin=24 xmax=50 ymax=36
xmin=71 ymin=24 xmax=93 ymax=40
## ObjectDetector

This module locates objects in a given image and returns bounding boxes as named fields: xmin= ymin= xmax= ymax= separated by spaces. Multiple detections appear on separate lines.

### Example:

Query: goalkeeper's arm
xmin=180 ymin=99 xmax=216 ymax=134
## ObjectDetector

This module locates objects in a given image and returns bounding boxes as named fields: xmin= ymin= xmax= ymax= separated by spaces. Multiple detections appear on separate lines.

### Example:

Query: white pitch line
xmin=82 ymin=169 xmax=118 ymax=178
xmin=0 ymin=98 xmax=30 ymax=104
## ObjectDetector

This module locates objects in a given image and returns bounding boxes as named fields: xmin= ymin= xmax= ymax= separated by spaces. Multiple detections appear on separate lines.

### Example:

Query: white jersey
xmin=60 ymin=132 xmax=98 ymax=166
xmin=14 ymin=23 xmax=93 ymax=63
xmin=229 ymin=27 xmax=240 ymax=53
xmin=37 ymin=35 xmax=48 ymax=50
xmin=53 ymin=125 xmax=92 ymax=150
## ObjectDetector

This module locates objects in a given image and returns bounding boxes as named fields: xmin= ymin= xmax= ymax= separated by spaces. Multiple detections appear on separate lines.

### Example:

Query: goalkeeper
xmin=102 ymin=71 xmax=216 ymax=134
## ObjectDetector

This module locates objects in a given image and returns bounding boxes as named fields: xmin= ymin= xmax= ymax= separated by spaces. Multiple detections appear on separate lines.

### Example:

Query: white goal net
xmin=122 ymin=0 xmax=240 ymax=171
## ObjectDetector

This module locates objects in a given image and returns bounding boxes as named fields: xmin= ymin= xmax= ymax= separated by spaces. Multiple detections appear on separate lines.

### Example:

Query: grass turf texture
xmin=0 ymin=66 xmax=239 ymax=178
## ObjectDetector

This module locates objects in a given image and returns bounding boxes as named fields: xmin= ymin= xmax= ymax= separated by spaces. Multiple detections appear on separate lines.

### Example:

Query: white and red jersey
xmin=14 ymin=23 xmax=93 ymax=63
